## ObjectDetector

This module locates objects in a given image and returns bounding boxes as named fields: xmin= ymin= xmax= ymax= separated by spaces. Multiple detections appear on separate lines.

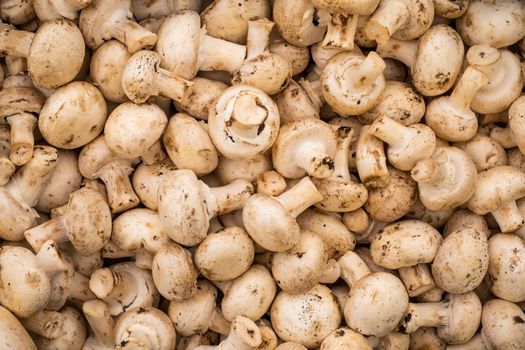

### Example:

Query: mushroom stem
xmin=199 ymin=35 xmax=246 ymax=73
xmin=322 ymin=13 xmax=359 ymax=50
xmin=69 ymin=271 xmax=96 ymax=305
xmin=319 ymin=258 xmax=341 ymax=284
xmin=140 ymin=141 xmax=166 ymax=166
xmin=246 ymin=18 xmax=273 ymax=60
xmin=0 ymin=125 xmax=15 ymax=186
xmin=466 ymin=45 xmax=505 ymax=85
xmin=156 ymin=68 xmax=193 ymax=104
xmin=276 ymin=176 xmax=324 ymax=218
xmin=20 ymin=310 xmax=63 ymax=339
xmin=338 ymin=251 xmax=371 ymax=288
xmin=356 ymin=125 xmax=390 ymax=188
xmin=299 ymin=78 xmax=323 ymax=108
xmin=209 ymin=307 xmax=232 ymax=336
xmin=95 ymin=159 xmax=140 ymax=213
xmin=295 ymin=140 xmax=335 ymax=179
xmin=376 ymin=38 xmax=417 ymax=68
xmin=411 ymin=159 xmax=442 ymax=183
xmin=208 ymin=179 xmax=254 ymax=216
xmin=83 ymin=300 xmax=115 ymax=348
xmin=196 ymin=316 xmax=262 ymax=350
xmin=332 ymin=126 xmax=353 ymax=179
xmin=24 ymin=216 xmax=68 ymax=252
xmin=343 ymin=51 xmax=386 ymax=91
xmin=400 ymin=301 xmax=449 ymax=333
xmin=449 ymin=67 xmax=488 ymax=111
xmin=491 ymin=200 xmax=524 ymax=233
xmin=398 ymin=264 xmax=436 ymax=297
xmin=0 ymin=24 xmax=34 ymax=57
xmin=364 ymin=0 xmax=409 ymax=45
xmin=108 ymin=19 xmax=157 ymax=53
xmin=6 ymin=112 xmax=37 ymax=165
xmin=89 ymin=268 xmax=125 ymax=299
xmin=228 ymin=93 xmax=268 ymax=136
xmin=35 ymin=240 xmax=71 ymax=275
xmin=368 ymin=114 xmax=410 ymax=148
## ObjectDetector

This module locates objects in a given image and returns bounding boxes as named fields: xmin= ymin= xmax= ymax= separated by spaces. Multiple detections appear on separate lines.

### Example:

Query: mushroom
xmin=368 ymin=114 xmax=436 ymax=171
xmin=312 ymin=125 xmax=368 ymax=212
xmin=78 ymin=135 xmax=140 ymax=213
xmin=364 ymin=166 xmax=417 ymax=223
xmin=425 ymin=66 xmax=488 ymax=142
xmin=398 ymin=291 xmax=482 ymax=345
xmin=443 ymin=209 xmax=489 ymax=239
xmin=0 ymin=85 xmax=45 ymax=165
xmin=405 ymin=198 xmax=455 ymax=229
xmin=173 ymin=77 xmax=227 ymax=121
xmin=156 ymin=10 xmax=246 ymax=79
xmin=168 ymin=279 xmax=230 ymax=337
xmin=208 ymin=85 xmax=280 ymax=160
xmin=113 ymin=307 xmax=176 ymax=350
xmin=487 ymin=233 xmax=525 ymax=302
xmin=376 ymin=24 xmax=464 ymax=96
xmin=0 ymin=0 xmax=35 ymax=25
xmin=195 ymin=226 xmax=254 ymax=281
xmin=456 ymin=0 xmax=525 ymax=48
xmin=0 ymin=305 xmax=37 ymax=349
xmin=453 ymin=134 xmax=507 ymax=172
xmin=359 ymin=81 xmax=425 ymax=126
xmin=270 ymin=37 xmax=310 ymax=76
xmin=408 ymin=327 xmax=446 ymax=350
xmin=257 ymin=170 xmax=287 ymax=196
xmin=36 ymin=306 xmax=87 ymax=350
xmin=0 ymin=125 xmax=14 ymax=185
xmin=24 ymin=187 xmax=111 ymax=256
xmin=321 ymin=51 xmax=386 ymax=116
xmin=133 ymin=0 xmax=202 ymax=20
xmin=355 ymin=125 xmax=390 ymax=188
xmin=89 ymin=262 xmax=160 ymax=316
xmin=0 ymin=145 xmax=57 ymax=241
xmin=272 ymin=0 xmax=327 ymax=47
xmin=19 ymin=310 xmax=64 ymax=339
xmin=79 ymin=0 xmax=157 ymax=53
xmin=466 ymin=45 xmax=523 ymax=114
xmin=39 ymin=81 xmax=107 ymax=149
xmin=0 ymin=20 xmax=85 ymax=88
xmin=201 ymin=0 xmax=271 ymax=44
xmin=271 ymin=284 xmax=341 ymax=348
xmin=193 ymin=315 xmax=262 ymax=350
xmin=364 ymin=0 xmax=434 ymax=45
xmin=33 ymin=0 xmax=92 ymax=21
xmin=272 ymin=118 xmax=337 ymax=179
xmin=411 ymin=146 xmax=477 ymax=211
xmin=216 ymin=153 xmax=272 ymax=185
xmin=157 ymin=169 xmax=254 ymax=246
xmin=320 ymin=328 xmax=372 ymax=350
xmin=232 ymin=18 xmax=292 ymax=95
xmin=508 ymin=96 xmax=525 ymax=156
xmin=273 ymin=80 xmax=321 ymax=124
xmin=275 ymin=343 xmax=307 ymax=350
xmin=82 ymin=300 xmax=114 ymax=349
xmin=132 ymin=159 xmax=177 ymax=211
xmin=242 ymin=176 xmax=323 ymax=252
xmin=467 ymin=166 xmax=525 ymax=233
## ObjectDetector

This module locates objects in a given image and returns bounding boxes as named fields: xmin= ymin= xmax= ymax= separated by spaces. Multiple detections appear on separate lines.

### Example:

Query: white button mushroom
xmin=193 ymin=315 xmax=263 ymax=350
xmin=453 ymin=133 xmax=507 ymax=172
xmin=36 ymin=306 xmax=87 ymax=350
xmin=216 ymin=153 xmax=273 ymax=185
xmin=19 ymin=309 xmax=63 ymax=339
xmin=33 ymin=0 xmax=92 ymax=21
xmin=173 ymin=77 xmax=228 ymax=121
xmin=355 ymin=125 xmax=390 ymax=188
xmin=320 ymin=327 xmax=372 ymax=350
xmin=273 ymin=80 xmax=321 ymax=124
xmin=132 ymin=159 xmax=177 ymax=211
xmin=0 ymin=305 xmax=37 ymax=349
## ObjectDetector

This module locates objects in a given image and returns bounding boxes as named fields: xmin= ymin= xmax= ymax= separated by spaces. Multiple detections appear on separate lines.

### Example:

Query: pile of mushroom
xmin=0 ymin=0 xmax=525 ymax=349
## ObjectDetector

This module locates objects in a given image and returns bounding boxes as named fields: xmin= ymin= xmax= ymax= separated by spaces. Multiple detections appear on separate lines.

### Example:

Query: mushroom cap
xmin=0 ymin=305 xmax=36 ymax=349
xmin=467 ymin=166 xmax=525 ymax=215
xmin=28 ymin=19 xmax=85 ymax=89
xmin=232 ymin=53 xmax=292 ymax=95
xmin=311 ymin=0 xmax=379 ymax=15
xmin=413 ymin=147 xmax=477 ymax=211
xmin=242 ymin=194 xmax=300 ymax=252
xmin=156 ymin=10 xmax=202 ymax=79
xmin=104 ymin=102 xmax=167 ymax=158
xmin=208 ymin=85 xmax=280 ymax=160
xmin=345 ymin=272 xmax=409 ymax=337
xmin=313 ymin=175 xmax=368 ymax=213
xmin=39 ymin=82 xmax=107 ymax=149
xmin=195 ymin=226 xmax=255 ymax=281
xmin=371 ymin=220 xmax=442 ymax=269
xmin=273 ymin=80 xmax=320 ymax=124
xmin=78 ymin=135 xmax=124 ymax=179
xmin=393 ymin=0 xmax=434 ymax=41
xmin=163 ymin=113 xmax=218 ymax=176
xmin=157 ymin=169 xmax=211 ymax=246
xmin=152 ymin=243 xmax=197 ymax=301
xmin=434 ymin=0 xmax=469 ymax=18
xmin=272 ymin=118 xmax=337 ymax=179
xmin=132 ymin=159 xmax=177 ymax=211
xmin=487 ymin=233 xmax=525 ymax=302
xmin=113 ymin=307 xmax=176 ymax=350
xmin=173 ymin=77 xmax=227 ymax=121
xmin=456 ymin=0 xmax=525 ymax=48
xmin=0 ymin=86 xmax=45 ymax=120
xmin=432 ymin=227 xmax=489 ymax=294
xmin=437 ymin=292 xmax=482 ymax=344
xmin=482 ymin=299 xmax=525 ymax=350
xmin=36 ymin=306 xmax=87 ymax=350
xmin=508 ymin=95 xmax=525 ymax=155
xmin=0 ymin=187 xmax=38 ymax=241
xmin=222 ymin=264 xmax=276 ymax=321
xmin=271 ymin=284 xmax=341 ymax=348
xmin=0 ymin=0 xmax=35 ymax=25
xmin=321 ymin=51 xmax=386 ymax=116
xmin=412 ymin=25 xmax=464 ymax=96
xmin=272 ymin=0 xmax=326 ymax=47
xmin=65 ymin=187 xmax=112 ymax=256
xmin=453 ymin=134 xmax=507 ymax=172
xmin=270 ymin=39 xmax=310 ymax=76
xmin=121 ymin=50 xmax=162 ymax=103
xmin=216 ymin=153 xmax=272 ymax=184
xmin=359 ymin=81 xmax=425 ymax=126
xmin=320 ymin=328 xmax=372 ymax=350
xmin=0 ymin=246 xmax=50 ymax=318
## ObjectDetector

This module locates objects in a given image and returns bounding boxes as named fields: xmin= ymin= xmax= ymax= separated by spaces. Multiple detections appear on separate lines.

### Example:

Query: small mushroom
xmin=0 ymin=305 xmax=37 ymax=349
xmin=256 ymin=170 xmax=287 ymax=197
xmin=273 ymin=80 xmax=321 ymax=124
xmin=321 ymin=328 xmax=372 ymax=350
xmin=355 ymin=125 xmax=390 ymax=188
xmin=476 ymin=299 xmax=525 ymax=350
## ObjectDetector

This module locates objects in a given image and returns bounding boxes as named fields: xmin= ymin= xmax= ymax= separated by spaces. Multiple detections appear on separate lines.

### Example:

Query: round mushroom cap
xmin=456 ymin=0 xmax=525 ymax=48
xmin=509 ymin=95 xmax=525 ymax=155
xmin=242 ymin=194 xmax=300 ymax=252
xmin=482 ymin=299 xmax=525 ymax=350
xmin=36 ymin=306 xmax=87 ymax=350
xmin=216 ymin=153 xmax=272 ymax=184
xmin=432 ymin=227 xmax=489 ymax=294
xmin=271 ymin=284 xmax=341 ymax=348
xmin=121 ymin=50 xmax=164 ymax=103
xmin=65 ymin=187 xmax=112 ymax=256
xmin=371 ymin=220 xmax=442 ymax=270
xmin=0 ymin=305 xmax=36 ymax=349
xmin=157 ymin=169 xmax=211 ymax=247
xmin=104 ymin=102 xmax=167 ymax=158
xmin=453 ymin=134 xmax=507 ymax=172
xmin=467 ymin=166 xmax=525 ymax=215
xmin=313 ymin=175 xmax=368 ymax=213
xmin=0 ymin=187 xmax=39 ymax=241
xmin=344 ymin=272 xmax=409 ymax=337
xmin=232 ymin=53 xmax=292 ymax=95
xmin=487 ymin=233 xmax=525 ymax=302
xmin=28 ymin=19 xmax=85 ymax=89
xmin=320 ymin=328 xmax=372 ymax=350
xmin=0 ymin=87 xmax=45 ymax=120
xmin=173 ymin=77 xmax=228 ymax=120
xmin=39 ymin=82 xmax=107 ymax=149
xmin=156 ymin=10 xmax=202 ymax=79
xmin=270 ymin=39 xmax=310 ymax=76
xmin=437 ymin=292 xmax=482 ymax=344
xmin=0 ymin=246 xmax=50 ymax=318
